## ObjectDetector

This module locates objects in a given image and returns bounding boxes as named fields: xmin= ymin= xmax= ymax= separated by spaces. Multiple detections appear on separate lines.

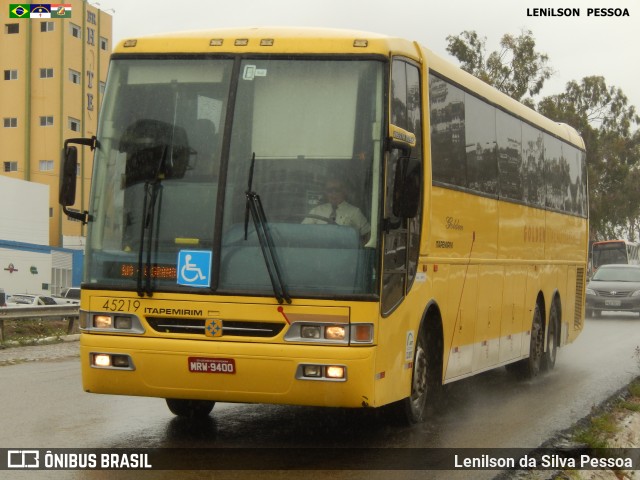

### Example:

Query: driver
xmin=302 ymin=177 xmax=370 ymax=238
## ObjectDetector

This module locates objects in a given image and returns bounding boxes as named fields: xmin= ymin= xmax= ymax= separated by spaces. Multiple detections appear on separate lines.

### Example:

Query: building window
xmin=3 ymin=161 xmax=18 ymax=172
xmin=40 ymin=21 xmax=54 ymax=32
xmin=100 ymin=37 xmax=108 ymax=51
xmin=99 ymin=81 xmax=106 ymax=96
xmin=3 ymin=118 xmax=18 ymax=128
xmin=39 ymin=68 xmax=54 ymax=79
xmin=39 ymin=160 xmax=54 ymax=171
xmin=68 ymin=117 xmax=81 ymax=132
xmin=39 ymin=116 xmax=54 ymax=126
xmin=5 ymin=23 xmax=20 ymax=34
xmin=70 ymin=23 xmax=81 ymax=39
xmin=4 ymin=70 xmax=18 ymax=81
xmin=69 ymin=69 xmax=81 ymax=84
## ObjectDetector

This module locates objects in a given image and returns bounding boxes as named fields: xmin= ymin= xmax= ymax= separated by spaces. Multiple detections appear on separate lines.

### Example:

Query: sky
xmin=96 ymin=0 xmax=639 ymax=115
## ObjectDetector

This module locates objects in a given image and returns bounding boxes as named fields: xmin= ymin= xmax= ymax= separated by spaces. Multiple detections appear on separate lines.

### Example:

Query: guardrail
xmin=0 ymin=305 xmax=80 ymax=342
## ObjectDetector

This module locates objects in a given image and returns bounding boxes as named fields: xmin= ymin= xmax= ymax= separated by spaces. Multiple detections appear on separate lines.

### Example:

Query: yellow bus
xmin=60 ymin=27 xmax=588 ymax=423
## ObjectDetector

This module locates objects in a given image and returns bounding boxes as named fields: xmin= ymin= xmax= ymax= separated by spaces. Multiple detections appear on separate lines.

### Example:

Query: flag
xmin=9 ymin=4 xmax=30 ymax=18
xmin=51 ymin=3 xmax=72 ymax=18
xmin=30 ymin=4 xmax=51 ymax=18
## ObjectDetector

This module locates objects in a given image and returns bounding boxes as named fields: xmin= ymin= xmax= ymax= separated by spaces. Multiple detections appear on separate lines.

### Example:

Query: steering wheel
xmin=299 ymin=214 xmax=338 ymax=225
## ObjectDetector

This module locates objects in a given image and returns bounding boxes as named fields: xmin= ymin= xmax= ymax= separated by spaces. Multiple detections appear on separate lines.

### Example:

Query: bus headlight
xmin=93 ymin=315 xmax=112 ymax=329
xmin=325 ymin=325 xmax=346 ymax=340
xmin=88 ymin=313 xmax=144 ymax=334
xmin=300 ymin=325 xmax=322 ymax=339
xmin=285 ymin=323 xmax=373 ymax=344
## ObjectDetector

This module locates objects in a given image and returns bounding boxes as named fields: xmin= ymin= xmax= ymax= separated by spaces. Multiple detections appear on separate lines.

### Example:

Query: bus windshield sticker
xmin=242 ymin=65 xmax=267 ymax=81
xmin=243 ymin=65 xmax=256 ymax=80
xmin=177 ymin=250 xmax=212 ymax=287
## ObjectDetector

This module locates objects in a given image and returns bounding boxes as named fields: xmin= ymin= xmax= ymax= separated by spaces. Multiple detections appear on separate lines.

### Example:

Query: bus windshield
xmin=86 ymin=57 xmax=384 ymax=298
xmin=591 ymin=241 xmax=638 ymax=270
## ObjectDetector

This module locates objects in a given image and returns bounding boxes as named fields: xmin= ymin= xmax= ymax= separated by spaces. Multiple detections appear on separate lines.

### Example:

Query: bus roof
xmin=113 ymin=26 xmax=419 ymax=57
xmin=114 ymin=27 xmax=584 ymax=150
xmin=422 ymin=46 xmax=585 ymax=149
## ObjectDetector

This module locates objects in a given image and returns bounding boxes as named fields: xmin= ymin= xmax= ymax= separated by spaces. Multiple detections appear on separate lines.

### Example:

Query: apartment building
xmin=1 ymin=0 xmax=112 ymax=248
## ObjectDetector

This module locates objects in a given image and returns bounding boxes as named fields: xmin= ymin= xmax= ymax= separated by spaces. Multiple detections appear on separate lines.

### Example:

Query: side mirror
xmin=392 ymin=156 xmax=421 ymax=219
xmin=59 ymin=145 xmax=78 ymax=206
xmin=59 ymin=137 xmax=97 ymax=224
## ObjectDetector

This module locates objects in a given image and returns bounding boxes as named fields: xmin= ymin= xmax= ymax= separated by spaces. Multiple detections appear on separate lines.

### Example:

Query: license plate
xmin=605 ymin=299 xmax=622 ymax=307
xmin=188 ymin=357 xmax=236 ymax=374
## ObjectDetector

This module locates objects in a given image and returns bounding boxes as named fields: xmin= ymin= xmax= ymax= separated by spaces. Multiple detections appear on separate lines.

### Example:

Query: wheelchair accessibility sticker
xmin=177 ymin=250 xmax=212 ymax=287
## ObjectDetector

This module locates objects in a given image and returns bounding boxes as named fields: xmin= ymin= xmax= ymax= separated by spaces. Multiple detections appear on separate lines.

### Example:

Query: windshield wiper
xmin=137 ymin=178 xmax=163 ymax=297
xmin=136 ymin=146 xmax=169 ymax=297
xmin=244 ymin=153 xmax=292 ymax=304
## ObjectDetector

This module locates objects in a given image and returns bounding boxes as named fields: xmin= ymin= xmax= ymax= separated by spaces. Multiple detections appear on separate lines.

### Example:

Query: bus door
xmin=381 ymin=58 xmax=423 ymax=314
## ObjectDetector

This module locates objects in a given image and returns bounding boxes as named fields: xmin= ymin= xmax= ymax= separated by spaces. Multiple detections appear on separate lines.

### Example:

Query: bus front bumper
xmin=80 ymin=334 xmax=377 ymax=408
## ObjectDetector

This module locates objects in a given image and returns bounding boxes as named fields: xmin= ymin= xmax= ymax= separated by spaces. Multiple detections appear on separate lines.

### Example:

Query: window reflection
xmin=428 ymin=72 xmax=587 ymax=217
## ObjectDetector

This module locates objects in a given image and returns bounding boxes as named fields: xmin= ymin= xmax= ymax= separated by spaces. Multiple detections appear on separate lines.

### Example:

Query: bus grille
xmin=574 ymin=267 xmax=585 ymax=328
xmin=146 ymin=318 xmax=285 ymax=338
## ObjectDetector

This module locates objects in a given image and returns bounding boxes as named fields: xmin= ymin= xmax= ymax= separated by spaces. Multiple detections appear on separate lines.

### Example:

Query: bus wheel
xmin=542 ymin=302 xmax=559 ymax=371
xmin=507 ymin=303 xmax=544 ymax=379
xmin=406 ymin=332 xmax=429 ymax=423
xmin=166 ymin=399 xmax=215 ymax=418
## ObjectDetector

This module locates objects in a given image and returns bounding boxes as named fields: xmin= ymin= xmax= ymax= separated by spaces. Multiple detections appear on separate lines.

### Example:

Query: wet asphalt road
xmin=1 ymin=314 xmax=639 ymax=479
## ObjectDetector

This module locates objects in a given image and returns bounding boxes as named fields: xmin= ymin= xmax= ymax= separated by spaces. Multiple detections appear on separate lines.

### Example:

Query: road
xmin=0 ymin=314 xmax=639 ymax=479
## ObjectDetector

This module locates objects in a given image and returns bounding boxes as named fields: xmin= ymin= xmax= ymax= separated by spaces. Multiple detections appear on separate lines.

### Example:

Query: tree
xmin=446 ymin=29 xmax=553 ymax=105
xmin=446 ymin=28 xmax=640 ymax=241
xmin=538 ymin=77 xmax=640 ymax=240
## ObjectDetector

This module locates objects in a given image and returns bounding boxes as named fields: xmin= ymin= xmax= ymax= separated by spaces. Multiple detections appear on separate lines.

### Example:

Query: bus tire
xmin=507 ymin=303 xmax=544 ymax=379
xmin=542 ymin=301 xmax=559 ymax=371
xmin=391 ymin=325 xmax=442 ymax=425
xmin=166 ymin=398 xmax=215 ymax=418
xmin=405 ymin=330 xmax=430 ymax=423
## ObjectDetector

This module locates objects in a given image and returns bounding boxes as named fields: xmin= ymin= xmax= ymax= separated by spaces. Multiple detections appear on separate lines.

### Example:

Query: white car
xmin=7 ymin=294 xmax=59 ymax=306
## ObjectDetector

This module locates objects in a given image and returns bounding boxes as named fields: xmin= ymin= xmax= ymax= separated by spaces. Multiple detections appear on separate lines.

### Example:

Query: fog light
xmin=114 ymin=316 xmax=132 ymax=330
xmin=111 ymin=355 xmax=130 ymax=368
xmin=326 ymin=366 xmax=345 ymax=379
xmin=325 ymin=325 xmax=346 ymax=340
xmin=93 ymin=315 xmax=112 ymax=329
xmin=302 ymin=365 xmax=322 ymax=378
xmin=93 ymin=354 xmax=111 ymax=367
xmin=301 ymin=325 xmax=322 ymax=339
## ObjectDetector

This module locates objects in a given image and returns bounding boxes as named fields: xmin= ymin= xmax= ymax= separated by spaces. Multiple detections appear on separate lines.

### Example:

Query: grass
xmin=573 ymin=411 xmax=618 ymax=450
xmin=0 ymin=318 xmax=77 ymax=347
xmin=571 ymin=375 xmax=640 ymax=451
